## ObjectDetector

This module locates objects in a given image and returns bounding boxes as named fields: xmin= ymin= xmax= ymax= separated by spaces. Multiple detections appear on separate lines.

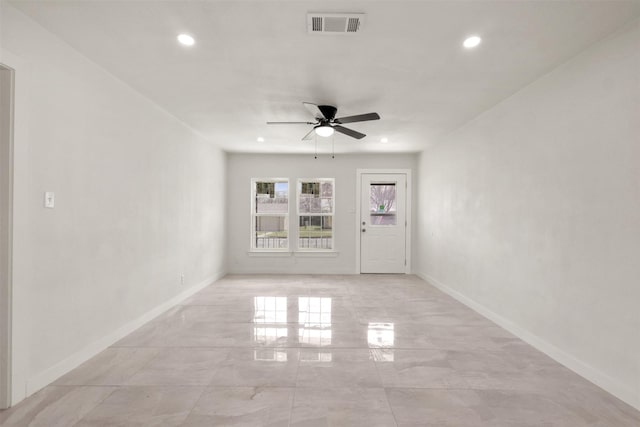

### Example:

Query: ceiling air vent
xmin=307 ymin=13 xmax=365 ymax=34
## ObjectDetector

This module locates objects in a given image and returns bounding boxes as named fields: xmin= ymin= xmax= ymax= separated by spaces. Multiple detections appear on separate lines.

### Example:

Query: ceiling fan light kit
xmin=315 ymin=125 xmax=334 ymax=137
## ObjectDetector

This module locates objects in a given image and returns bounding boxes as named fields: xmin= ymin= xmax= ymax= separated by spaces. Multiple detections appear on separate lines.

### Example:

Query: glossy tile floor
xmin=2 ymin=275 xmax=639 ymax=426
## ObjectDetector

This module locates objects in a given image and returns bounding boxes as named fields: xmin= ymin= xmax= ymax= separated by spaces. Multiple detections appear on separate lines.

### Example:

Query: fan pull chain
xmin=332 ymin=133 xmax=335 ymax=159
xmin=314 ymin=134 xmax=318 ymax=159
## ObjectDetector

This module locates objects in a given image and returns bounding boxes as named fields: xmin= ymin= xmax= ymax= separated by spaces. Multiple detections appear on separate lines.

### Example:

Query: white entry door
xmin=360 ymin=173 xmax=407 ymax=273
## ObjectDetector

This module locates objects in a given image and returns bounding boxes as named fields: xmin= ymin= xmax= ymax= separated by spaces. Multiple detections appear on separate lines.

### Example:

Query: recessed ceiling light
xmin=463 ymin=36 xmax=481 ymax=49
xmin=257 ymin=137 xmax=265 ymax=142
xmin=381 ymin=137 xmax=388 ymax=143
xmin=177 ymin=34 xmax=195 ymax=46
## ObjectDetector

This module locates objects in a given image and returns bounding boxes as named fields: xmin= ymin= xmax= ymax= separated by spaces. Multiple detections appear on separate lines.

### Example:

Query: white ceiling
xmin=9 ymin=1 xmax=640 ymax=153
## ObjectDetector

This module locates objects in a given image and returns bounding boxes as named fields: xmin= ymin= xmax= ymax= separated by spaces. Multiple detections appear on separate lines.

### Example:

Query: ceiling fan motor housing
xmin=317 ymin=105 xmax=337 ymax=121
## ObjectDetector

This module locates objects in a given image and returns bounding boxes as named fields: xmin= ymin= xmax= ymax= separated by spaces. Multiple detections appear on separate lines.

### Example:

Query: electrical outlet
xmin=180 ymin=273 xmax=185 ymax=286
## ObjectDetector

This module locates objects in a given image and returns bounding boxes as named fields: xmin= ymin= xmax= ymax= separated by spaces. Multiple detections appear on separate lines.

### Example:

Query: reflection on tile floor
xmin=1 ymin=274 xmax=639 ymax=426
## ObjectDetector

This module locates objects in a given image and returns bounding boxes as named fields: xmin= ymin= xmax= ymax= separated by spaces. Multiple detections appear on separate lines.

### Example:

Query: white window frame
xmin=297 ymin=178 xmax=335 ymax=251
xmin=250 ymin=178 xmax=289 ymax=252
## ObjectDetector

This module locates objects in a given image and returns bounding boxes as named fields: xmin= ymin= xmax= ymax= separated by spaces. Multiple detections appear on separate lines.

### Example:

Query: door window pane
xmin=370 ymin=183 xmax=396 ymax=225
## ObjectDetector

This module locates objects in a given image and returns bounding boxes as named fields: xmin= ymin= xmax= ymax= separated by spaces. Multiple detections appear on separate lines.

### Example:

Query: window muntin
xmin=251 ymin=179 xmax=289 ymax=250
xmin=298 ymin=179 xmax=334 ymax=250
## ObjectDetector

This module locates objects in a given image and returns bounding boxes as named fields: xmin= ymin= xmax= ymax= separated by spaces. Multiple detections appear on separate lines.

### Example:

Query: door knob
xmin=362 ymin=228 xmax=366 ymax=232
xmin=362 ymin=221 xmax=366 ymax=225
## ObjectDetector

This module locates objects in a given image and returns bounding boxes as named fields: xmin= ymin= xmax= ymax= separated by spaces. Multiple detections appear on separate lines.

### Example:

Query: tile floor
xmin=1 ymin=274 xmax=639 ymax=426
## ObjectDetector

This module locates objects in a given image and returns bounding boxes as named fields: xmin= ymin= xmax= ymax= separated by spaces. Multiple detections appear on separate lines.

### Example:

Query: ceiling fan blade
xmin=267 ymin=121 xmax=316 ymax=125
xmin=334 ymin=112 xmax=380 ymax=124
xmin=302 ymin=128 xmax=316 ymax=141
xmin=334 ymin=125 xmax=366 ymax=140
xmin=303 ymin=102 xmax=326 ymax=120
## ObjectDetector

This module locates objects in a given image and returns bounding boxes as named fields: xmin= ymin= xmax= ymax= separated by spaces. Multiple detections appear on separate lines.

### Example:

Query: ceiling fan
xmin=267 ymin=102 xmax=380 ymax=140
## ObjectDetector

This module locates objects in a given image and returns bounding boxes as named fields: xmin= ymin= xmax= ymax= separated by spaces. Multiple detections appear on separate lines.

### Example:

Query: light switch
xmin=44 ymin=192 xmax=55 ymax=208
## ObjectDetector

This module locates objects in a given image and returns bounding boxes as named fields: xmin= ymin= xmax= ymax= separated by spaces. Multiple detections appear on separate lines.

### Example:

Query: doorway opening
xmin=0 ymin=63 xmax=15 ymax=409
xmin=356 ymin=169 xmax=411 ymax=274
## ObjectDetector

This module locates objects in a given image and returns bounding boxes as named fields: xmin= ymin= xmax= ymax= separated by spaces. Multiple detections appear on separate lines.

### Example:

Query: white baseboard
xmin=416 ymin=271 xmax=640 ymax=411
xmin=23 ymin=271 xmax=225 ymax=399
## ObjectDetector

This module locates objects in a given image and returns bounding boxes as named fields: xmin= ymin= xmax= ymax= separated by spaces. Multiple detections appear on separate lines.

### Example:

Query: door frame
xmin=0 ymin=63 xmax=14 ymax=409
xmin=355 ymin=169 xmax=412 ymax=274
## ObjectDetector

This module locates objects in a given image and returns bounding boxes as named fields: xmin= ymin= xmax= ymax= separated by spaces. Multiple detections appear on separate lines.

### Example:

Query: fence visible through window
xmin=252 ymin=179 xmax=289 ymax=250
xmin=298 ymin=179 xmax=334 ymax=250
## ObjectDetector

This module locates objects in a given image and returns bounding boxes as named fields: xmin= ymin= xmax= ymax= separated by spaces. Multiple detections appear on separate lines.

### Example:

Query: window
xmin=251 ymin=179 xmax=289 ymax=250
xmin=250 ymin=177 xmax=336 ymax=252
xmin=298 ymin=179 xmax=334 ymax=250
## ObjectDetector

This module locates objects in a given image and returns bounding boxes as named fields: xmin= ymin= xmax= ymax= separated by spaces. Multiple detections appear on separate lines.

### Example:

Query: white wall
xmin=227 ymin=153 xmax=416 ymax=274
xmin=416 ymin=20 xmax=640 ymax=409
xmin=1 ymin=4 xmax=226 ymax=405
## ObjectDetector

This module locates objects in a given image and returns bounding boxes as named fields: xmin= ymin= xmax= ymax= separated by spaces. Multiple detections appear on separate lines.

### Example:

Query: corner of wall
xmin=414 ymin=271 xmax=640 ymax=411
xmin=22 ymin=270 xmax=225 ymax=401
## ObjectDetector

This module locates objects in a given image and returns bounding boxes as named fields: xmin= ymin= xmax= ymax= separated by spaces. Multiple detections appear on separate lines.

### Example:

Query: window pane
xmin=301 ymin=182 xmax=319 ymax=196
xmin=321 ymin=198 xmax=333 ymax=213
xmin=320 ymin=181 xmax=333 ymax=197
xmin=299 ymin=195 xmax=321 ymax=214
xmin=299 ymin=180 xmax=333 ymax=214
xmin=256 ymin=181 xmax=288 ymax=214
xmin=255 ymin=216 xmax=288 ymax=248
xmin=299 ymin=215 xmax=332 ymax=249
xmin=370 ymin=183 xmax=396 ymax=225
